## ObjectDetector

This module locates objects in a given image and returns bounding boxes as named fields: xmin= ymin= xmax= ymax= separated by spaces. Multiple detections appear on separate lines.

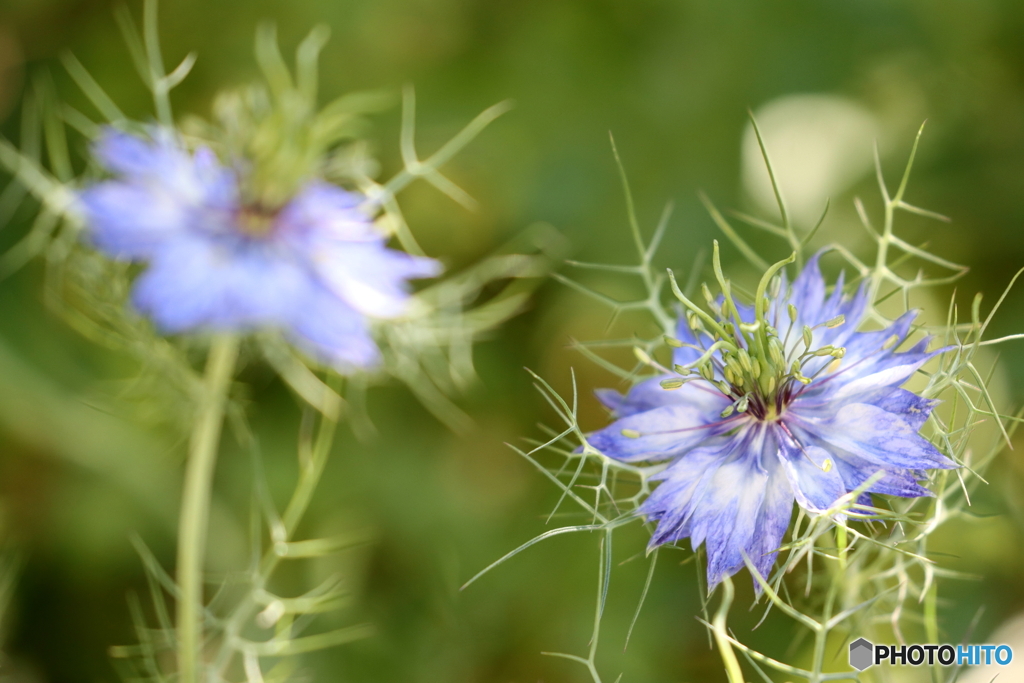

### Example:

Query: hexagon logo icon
xmin=849 ymin=638 xmax=874 ymax=671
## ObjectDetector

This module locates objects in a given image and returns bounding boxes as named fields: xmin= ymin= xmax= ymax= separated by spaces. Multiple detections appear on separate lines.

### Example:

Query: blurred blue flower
xmin=589 ymin=254 xmax=956 ymax=589
xmin=78 ymin=128 xmax=440 ymax=370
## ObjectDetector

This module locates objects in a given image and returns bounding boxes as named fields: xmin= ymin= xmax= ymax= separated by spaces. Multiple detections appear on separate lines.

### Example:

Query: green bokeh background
xmin=2 ymin=1 xmax=1024 ymax=681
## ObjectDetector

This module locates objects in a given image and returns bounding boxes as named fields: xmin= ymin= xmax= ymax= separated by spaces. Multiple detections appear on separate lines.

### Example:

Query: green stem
xmin=713 ymin=576 xmax=746 ymax=683
xmin=176 ymin=335 xmax=239 ymax=683
xmin=835 ymin=519 xmax=848 ymax=575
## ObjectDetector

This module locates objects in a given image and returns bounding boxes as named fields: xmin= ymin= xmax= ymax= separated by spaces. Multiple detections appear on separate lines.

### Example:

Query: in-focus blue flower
xmin=78 ymin=129 xmax=440 ymax=370
xmin=589 ymin=253 xmax=956 ymax=588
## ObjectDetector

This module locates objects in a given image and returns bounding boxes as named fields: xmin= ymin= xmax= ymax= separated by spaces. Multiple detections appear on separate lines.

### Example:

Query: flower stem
xmin=712 ymin=576 xmax=746 ymax=683
xmin=176 ymin=335 xmax=239 ymax=683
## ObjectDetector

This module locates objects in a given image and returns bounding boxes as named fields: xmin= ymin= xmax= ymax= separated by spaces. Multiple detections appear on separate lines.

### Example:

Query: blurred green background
xmin=3 ymin=0 xmax=1024 ymax=681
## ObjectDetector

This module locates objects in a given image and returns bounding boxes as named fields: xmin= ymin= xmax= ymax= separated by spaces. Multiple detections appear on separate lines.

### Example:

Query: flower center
xmin=661 ymin=248 xmax=848 ymax=423
xmin=670 ymin=307 xmax=847 ymax=422
xmin=236 ymin=203 xmax=279 ymax=238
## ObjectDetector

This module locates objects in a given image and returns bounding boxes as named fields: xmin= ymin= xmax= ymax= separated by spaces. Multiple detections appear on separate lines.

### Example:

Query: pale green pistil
xmin=659 ymin=244 xmax=847 ymax=424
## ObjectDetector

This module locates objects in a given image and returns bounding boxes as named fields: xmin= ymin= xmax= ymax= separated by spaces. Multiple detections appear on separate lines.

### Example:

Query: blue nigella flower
xmin=77 ymin=128 xmax=440 ymax=370
xmin=588 ymin=253 xmax=956 ymax=589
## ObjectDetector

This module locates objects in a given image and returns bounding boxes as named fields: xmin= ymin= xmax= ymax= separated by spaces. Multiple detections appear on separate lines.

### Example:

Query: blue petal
xmin=132 ymin=237 xmax=312 ymax=331
xmin=93 ymin=129 xmax=234 ymax=206
xmin=694 ymin=460 xmax=769 ymax=588
xmin=684 ymin=426 xmax=787 ymax=589
xmin=796 ymin=312 xmax=940 ymax=402
xmin=745 ymin=441 xmax=796 ymax=584
xmin=642 ymin=439 xmax=735 ymax=546
xmin=287 ymin=285 xmax=382 ymax=370
xmin=306 ymin=241 xmax=441 ymax=318
xmin=790 ymin=403 xmax=955 ymax=471
xmin=831 ymin=456 xmax=933 ymax=499
xmin=588 ymin=404 xmax=741 ymax=463
xmin=854 ymin=387 xmax=938 ymax=431
xmin=80 ymin=131 xmax=236 ymax=259
xmin=275 ymin=183 xmax=441 ymax=318
xmin=132 ymin=236 xmax=382 ymax=371
xmin=817 ymin=280 xmax=869 ymax=347
xmin=277 ymin=181 xmax=380 ymax=243
xmin=93 ymin=129 xmax=173 ymax=178
xmin=792 ymin=385 xmax=939 ymax=432
xmin=595 ymin=376 xmax=729 ymax=418
xmin=817 ymin=269 xmax=846 ymax=322
xmin=777 ymin=257 xmax=869 ymax=364
xmin=789 ymin=279 xmax=870 ymax=377
xmin=829 ymin=347 xmax=943 ymax=401
xmin=831 ymin=310 xmax=917 ymax=368
xmin=79 ymin=182 xmax=199 ymax=258
xmin=776 ymin=431 xmax=846 ymax=512
xmin=641 ymin=426 xmax=796 ymax=589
